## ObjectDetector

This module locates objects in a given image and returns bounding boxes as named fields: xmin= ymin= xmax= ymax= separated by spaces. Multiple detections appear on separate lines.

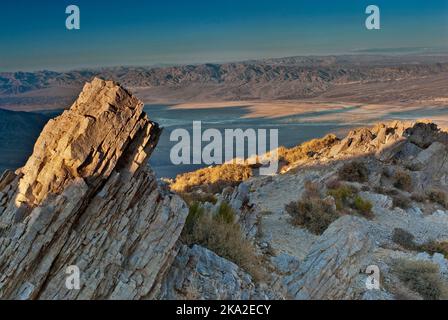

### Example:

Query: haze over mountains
xmin=2 ymin=54 xmax=448 ymax=111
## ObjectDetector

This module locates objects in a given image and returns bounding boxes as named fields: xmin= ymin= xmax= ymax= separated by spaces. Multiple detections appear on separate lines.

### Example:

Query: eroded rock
xmin=0 ymin=78 xmax=188 ymax=300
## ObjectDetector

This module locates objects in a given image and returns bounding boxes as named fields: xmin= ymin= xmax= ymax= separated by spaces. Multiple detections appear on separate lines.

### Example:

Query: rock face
xmin=158 ymin=245 xmax=273 ymax=300
xmin=0 ymin=78 xmax=188 ymax=299
xmin=286 ymin=216 xmax=374 ymax=300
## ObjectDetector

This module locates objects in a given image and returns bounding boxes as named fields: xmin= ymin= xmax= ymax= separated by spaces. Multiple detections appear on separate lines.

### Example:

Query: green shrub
xmin=184 ymin=202 xmax=205 ymax=236
xmin=182 ymin=202 xmax=262 ymax=281
xmin=353 ymin=195 xmax=374 ymax=218
xmin=394 ymin=170 xmax=413 ymax=192
xmin=215 ymin=202 xmax=235 ymax=224
xmin=327 ymin=186 xmax=356 ymax=210
xmin=393 ymin=259 xmax=448 ymax=300
xmin=338 ymin=161 xmax=369 ymax=183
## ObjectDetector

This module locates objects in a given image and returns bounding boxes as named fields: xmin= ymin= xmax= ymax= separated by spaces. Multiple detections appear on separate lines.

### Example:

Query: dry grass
xmin=171 ymin=164 xmax=252 ymax=194
xmin=286 ymin=196 xmax=340 ymax=235
xmin=338 ymin=161 xmax=369 ymax=183
xmin=278 ymin=134 xmax=338 ymax=165
xmin=392 ymin=228 xmax=417 ymax=250
xmin=392 ymin=194 xmax=411 ymax=209
xmin=420 ymin=241 xmax=448 ymax=260
xmin=181 ymin=202 xmax=263 ymax=281
xmin=427 ymin=188 xmax=448 ymax=208
xmin=393 ymin=259 xmax=448 ymax=300
xmin=179 ymin=192 xmax=217 ymax=206
xmin=392 ymin=228 xmax=448 ymax=260
xmin=393 ymin=170 xmax=413 ymax=192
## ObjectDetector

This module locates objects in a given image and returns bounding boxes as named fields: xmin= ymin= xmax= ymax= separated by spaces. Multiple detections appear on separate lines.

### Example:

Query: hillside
xmin=1 ymin=79 xmax=448 ymax=300
xmin=0 ymin=108 xmax=49 ymax=173
xmin=2 ymin=55 xmax=448 ymax=111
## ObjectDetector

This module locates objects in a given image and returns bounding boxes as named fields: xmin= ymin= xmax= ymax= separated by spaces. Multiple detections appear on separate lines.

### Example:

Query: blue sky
xmin=0 ymin=0 xmax=447 ymax=71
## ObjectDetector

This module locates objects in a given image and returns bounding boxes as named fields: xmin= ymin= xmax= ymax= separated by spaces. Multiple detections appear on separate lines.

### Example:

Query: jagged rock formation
xmin=0 ymin=78 xmax=188 ymax=299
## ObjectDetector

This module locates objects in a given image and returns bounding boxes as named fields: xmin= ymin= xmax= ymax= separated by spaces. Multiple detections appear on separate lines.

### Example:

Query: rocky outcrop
xmin=286 ymin=216 xmax=374 ymax=300
xmin=0 ymin=78 xmax=188 ymax=300
xmin=158 ymin=245 xmax=275 ymax=300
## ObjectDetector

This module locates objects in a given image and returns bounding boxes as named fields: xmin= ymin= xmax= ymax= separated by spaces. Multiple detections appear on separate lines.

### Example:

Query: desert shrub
xmin=411 ymin=193 xmax=427 ymax=203
xmin=427 ymin=188 xmax=448 ymax=208
xmin=393 ymin=170 xmax=413 ymax=192
xmin=325 ymin=178 xmax=342 ymax=190
xmin=285 ymin=196 xmax=339 ymax=235
xmin=327 ymin=185 xmax=374 ymax=219
xmin=338 ymin=161 xmax=369 ymax=183
xmin=182 ymin=202 xmax=262 ymax=280
xmin=180 ymin=192 xmax=217 ymax=206
xmin=327 ymin=185 xmax=356 ymax=210
xmin=215 ymin=202 xmax=235 ymax=224
xmin=278 ymin=134 xmax=339 ymax=165
xmin=184 ymin=202 xmax=205 ymax=236
xmin=420 ymin=241 xmax=448 ymax=259
xmin=392 ymin=228 xmax=416 ymax=250
xmin=353 ymin=195 xmax=374 ymax=218
xmin=392 ymin=194 xmax=411 ymax=209
xmin=303 ymin=180 xmax=321 ymax=199
xmin=171 ymin=164 xmax=252 ymax=194
xmin=393 ymin=259 xmax=448 ymax=300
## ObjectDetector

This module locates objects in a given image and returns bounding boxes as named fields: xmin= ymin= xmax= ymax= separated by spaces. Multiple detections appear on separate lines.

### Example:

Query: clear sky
xmin=1 ymin=0 xmax=447 ymax=71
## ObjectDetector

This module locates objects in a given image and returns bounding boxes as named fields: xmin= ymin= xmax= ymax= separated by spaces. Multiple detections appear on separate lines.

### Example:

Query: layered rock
xmin=0 ymin=78 xmax=188 ymax=299
xmin=158 ymin=245 xmax=275 ymax=300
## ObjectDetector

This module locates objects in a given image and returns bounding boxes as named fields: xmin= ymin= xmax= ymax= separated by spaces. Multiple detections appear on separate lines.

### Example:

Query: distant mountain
xmin=0 ymin=108 xmax=50 ymax=172
xmin=2 ymin=54 xmax=448 ymax=111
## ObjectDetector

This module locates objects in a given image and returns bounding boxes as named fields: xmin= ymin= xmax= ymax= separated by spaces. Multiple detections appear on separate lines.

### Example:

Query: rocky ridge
xmin=0 ymin=78 xmax=188 ymax=299
xmin=1 ymin=78 xmax=448 ymax=300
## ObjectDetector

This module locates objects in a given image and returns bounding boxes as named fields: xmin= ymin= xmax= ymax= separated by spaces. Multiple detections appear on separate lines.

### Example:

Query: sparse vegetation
xmin=411 ymin=193 xmax=427 ymax=203
xmin=327 ymin=185 xmax=356 ymax=210
xmin=278 ymin=134 xmax=338 ymax=165
xmin=420 ymin=241 xmax=448 ymax=260
xmin=338 ymin=161 xmax=369 ymax=183
xmin=392 ymin=228 xmax=416 ymax=250
xmin=427 ymin=188 xmax=448 ymax=208
xmin=392 ymin=228 xmax=448 ymax=259
xmin=286 ymin=180 xmax=375 ymax=234
xmin=393 ymin=170 xmax=413 ymax=192
xmin=285 ymin=195 xmax=339 ymax=235
xmin=181 ymin=201 xmax=263 ymax=280
xmin=180 ymin=192 xmax=217 ymax=206
xmin=285 ymin=181 xmax=339 ymax=235
xmin=353 ymin=195 xmax=374 ymax=218
xmin=393 ymin=259 xmax=448 ymax=300
xmin=392 ymin=194 xmax=411 ymax=209
xmin=171 ymin=164 xmax=252 ymax=194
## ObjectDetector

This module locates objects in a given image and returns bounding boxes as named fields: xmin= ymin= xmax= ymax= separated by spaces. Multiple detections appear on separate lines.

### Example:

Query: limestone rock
xmin=0 ymin=78 xmax=188 ymax=300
